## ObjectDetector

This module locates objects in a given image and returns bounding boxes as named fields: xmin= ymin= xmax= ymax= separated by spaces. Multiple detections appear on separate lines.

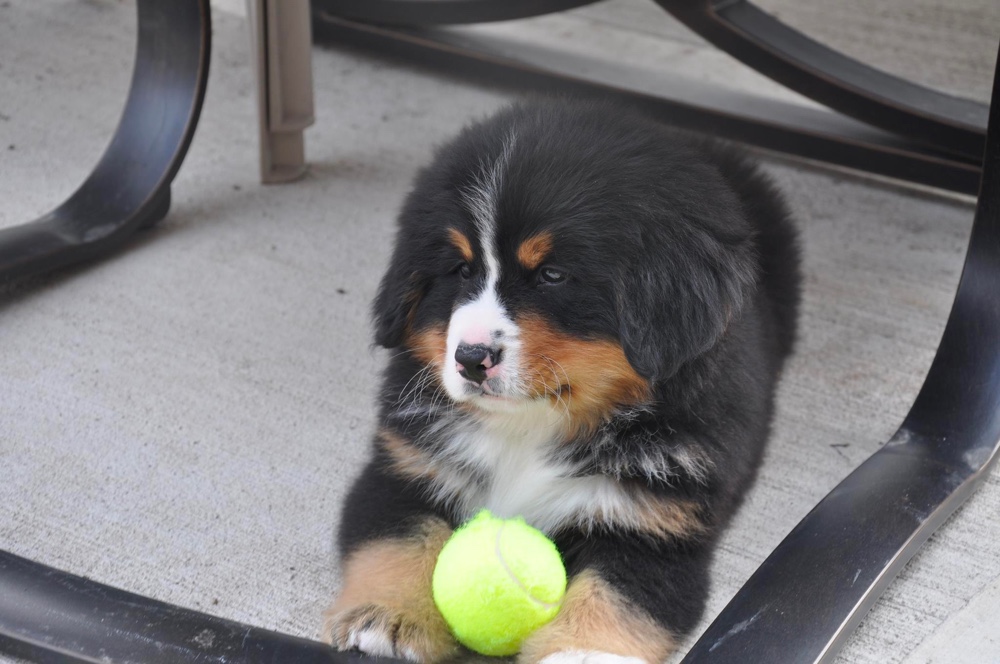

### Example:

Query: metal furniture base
xmin=0 ymin=550 xmax=371 ymax=664
xmin=0 ymin=0 xmax=210 ymax=283
xmin=310 ymin=0 xmax=987 ymax=195
xmin=682 ymin=48 xmax=1000 ymax=664
xmin=1 ymin=1 xmax=998 ymax=663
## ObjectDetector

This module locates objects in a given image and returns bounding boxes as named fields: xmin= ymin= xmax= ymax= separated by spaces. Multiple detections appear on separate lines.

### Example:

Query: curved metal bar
xmin=681 ymin=42 xmax=1000 ymax=664
xmin=0 ymin=550 xmax=392 ymax=664
xmin=654 ymin=0 xmax=987 ymax=160
xmin=311 ymin=0 xmax=604 ymax=26
xmin=0 ymin=0 xmax=211 ymax=282
xmin=311 ymin=13 xmax=982 ymax=195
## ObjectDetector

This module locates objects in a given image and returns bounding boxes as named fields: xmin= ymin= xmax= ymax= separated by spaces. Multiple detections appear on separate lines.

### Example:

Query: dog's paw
xmin=538 ymin=651 xmax=648 ymax=664
xmin=323 ymin=603 xmax=456 ymax=663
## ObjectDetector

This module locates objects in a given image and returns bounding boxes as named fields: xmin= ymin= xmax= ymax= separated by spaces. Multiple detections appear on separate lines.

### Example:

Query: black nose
xmin=455 ymin=343 xmax=499 ymax=384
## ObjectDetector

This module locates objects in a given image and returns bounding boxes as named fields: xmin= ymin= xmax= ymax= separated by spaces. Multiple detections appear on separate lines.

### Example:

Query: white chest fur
xmin=431 ymin=402 xmax=636 ymax=536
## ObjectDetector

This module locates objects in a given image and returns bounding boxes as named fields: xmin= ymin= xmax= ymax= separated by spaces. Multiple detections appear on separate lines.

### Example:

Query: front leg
xmin=322 ymin=437 xmax=458 ymax=663
xmin=520 ymin=531 xmax=712 ymax=664
xmin=323 ymin=517 xmax=456 ymax=662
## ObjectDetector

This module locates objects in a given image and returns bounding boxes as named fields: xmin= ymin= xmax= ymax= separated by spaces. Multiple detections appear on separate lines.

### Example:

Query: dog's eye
xmin=538 ymin=266 xmax=567 ymax=285
xmin=455 ymin=262 xmax=472 ymax=279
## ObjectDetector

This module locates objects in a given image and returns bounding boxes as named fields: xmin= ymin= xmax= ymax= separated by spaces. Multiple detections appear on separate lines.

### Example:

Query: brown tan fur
xmin=519 ymin=569 xmax=676 ymax=664
xmin=517 ymin=232 xmax=554 ymax=271
xmin=322 ymin=518 xmax=457 ymax=661
xmin=406 ymin=324 xmax=448 ymax=370
xmin=622 ymin=493 xmax=707 ymax=541
xmin=447 ymin=227 xmax=474 ymax=263
xmin=379 ymin=427 xmax=438 ymax=482
xmin=518 ymin=314 xmax=651 ymax=435
xmin=393 ymin=272 xmax=428 ymax=340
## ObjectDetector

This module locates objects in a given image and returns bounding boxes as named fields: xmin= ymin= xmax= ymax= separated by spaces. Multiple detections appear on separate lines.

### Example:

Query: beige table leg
xmin=246 ymin=0 xmax=315 ymax=183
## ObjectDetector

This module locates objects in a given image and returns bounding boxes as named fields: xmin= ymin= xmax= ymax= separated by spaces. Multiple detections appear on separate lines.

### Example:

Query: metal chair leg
xmin=311 ymin=0 xmax=604 ymax=26
xmin=654 ymin=0 xmax=987 ymax=161
xmin=0 ymin=549 xmax=357 ymax=664
xmin=0 ymin=0 xmax=211 ymax=282
xmin=680 ymin=41 xmax=1000 ymax=664
xmin=308 ymin=9 xmax=984 ymax=195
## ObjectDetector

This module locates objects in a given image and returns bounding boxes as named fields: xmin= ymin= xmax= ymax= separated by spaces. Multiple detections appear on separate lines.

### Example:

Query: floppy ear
xmin=371 ymin=258 xmax=429 ymax=349
xmin=616 ymin=223 xmax=758 ymax=383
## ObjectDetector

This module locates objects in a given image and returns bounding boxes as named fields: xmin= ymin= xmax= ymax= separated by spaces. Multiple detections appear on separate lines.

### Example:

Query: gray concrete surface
xmin=1 ymin=1 xmax=998 ymax=663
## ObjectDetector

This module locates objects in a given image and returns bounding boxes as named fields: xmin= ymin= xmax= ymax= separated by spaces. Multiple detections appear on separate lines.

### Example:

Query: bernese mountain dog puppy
xmin=323 ymin=99 xmax=801 ymax=664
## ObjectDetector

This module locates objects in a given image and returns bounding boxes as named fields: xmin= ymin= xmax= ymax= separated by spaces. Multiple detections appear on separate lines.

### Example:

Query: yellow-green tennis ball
xmin=432 ymin=510 xmax=567 ymax=657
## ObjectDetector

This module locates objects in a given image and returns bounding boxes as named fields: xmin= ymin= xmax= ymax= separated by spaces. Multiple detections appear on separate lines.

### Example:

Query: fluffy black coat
xmin=326 ymin=99 xmax=802 ymax=663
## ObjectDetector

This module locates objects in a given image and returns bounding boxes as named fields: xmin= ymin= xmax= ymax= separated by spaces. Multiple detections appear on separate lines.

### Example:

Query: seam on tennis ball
xmin=494 ymin=522 xmax=561 ymax=610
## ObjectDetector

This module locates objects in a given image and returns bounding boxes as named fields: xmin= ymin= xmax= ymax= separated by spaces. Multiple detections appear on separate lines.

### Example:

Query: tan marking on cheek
xmin=517 ymin=232 xmax=554 ymax=271
xmin=518 ymin=569 xmax=675 ymax=664
xmin=323 ymin=518 xmax=457 ymax=661
xmin=518 ymin=314 xmax=650 ymax=435
xmin=447 ymin=227 xmax=474 ymax=263
xmin=405 ymin=324 xmax=448 ymax=370
xmin=379 ymin=427 xmax=437 ymax=482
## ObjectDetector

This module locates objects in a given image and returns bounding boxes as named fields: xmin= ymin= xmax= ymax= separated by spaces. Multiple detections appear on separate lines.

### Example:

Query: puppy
xmin=323 ymin=99 xmax=801 ymax=664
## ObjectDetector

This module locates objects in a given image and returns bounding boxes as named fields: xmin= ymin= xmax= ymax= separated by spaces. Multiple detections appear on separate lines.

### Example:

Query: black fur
xmin=335 ymin=98 xmax=802 ymax=661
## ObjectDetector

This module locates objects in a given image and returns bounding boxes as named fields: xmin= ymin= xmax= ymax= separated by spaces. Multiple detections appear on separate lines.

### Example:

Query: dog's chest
xmin=436 ymin=412 xmax=630 ymax=536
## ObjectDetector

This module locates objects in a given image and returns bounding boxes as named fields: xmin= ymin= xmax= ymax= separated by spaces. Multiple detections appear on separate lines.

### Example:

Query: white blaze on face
xmin=443 ymin=283 xmax=523 ymax=406
xmin=443 ymin=131 xmax=525 ymax=407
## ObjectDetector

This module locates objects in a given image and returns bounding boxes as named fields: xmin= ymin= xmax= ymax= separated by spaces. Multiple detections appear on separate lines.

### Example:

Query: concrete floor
xmin=1 ymin=1 xmax=998 ymax=663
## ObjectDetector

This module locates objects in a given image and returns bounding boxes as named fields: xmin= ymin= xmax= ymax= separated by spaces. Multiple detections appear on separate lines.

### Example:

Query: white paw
xmin=539 ymin=650 xmax=647 ymax=664
xmin=341 ymin=625 xmax=418 ymax=661
xmin=326 ymin=604 xmax=432 ymax=662
xmin=343 ymin=625 xmax=394 ymax=658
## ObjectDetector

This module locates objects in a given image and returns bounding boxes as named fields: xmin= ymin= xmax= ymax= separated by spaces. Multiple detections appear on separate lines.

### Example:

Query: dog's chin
xmin=442 ymin=376 xmax=541 ymax=415
xmin=464 ymin=393 xmax=525 ymax=414
xmin=450 ymin=385 xmax=523 ymax=413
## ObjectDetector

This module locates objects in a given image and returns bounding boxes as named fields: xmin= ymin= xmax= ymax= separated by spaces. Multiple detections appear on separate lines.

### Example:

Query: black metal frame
xmin=309 ymin=0 xmax=987 ymax=195
xmin=683 ymin=47 xmax=1000 ymax=664
xmin=0 ymin=551 xmax=369 ymax=664
xmin=313 ymin=0 xmax=986 ymax=162
xmin=656 ymin=0 xmax=986 ymax=160
xmin=1 ymin=1 xmax=998 ymax=663
xmin=0 ymin=0 xmax=211 ymax=283
xmin=312 ymin=0 xmax=604 ymax=25
xmin=310 ymin=13 xmax=982 ymax=195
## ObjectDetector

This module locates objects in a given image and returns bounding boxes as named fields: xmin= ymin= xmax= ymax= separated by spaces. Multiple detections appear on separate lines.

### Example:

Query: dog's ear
xmin=372 ymin=257 xmax=429 ymax=350
xmin=616 ymin=221 xmax=758 ymax=384
xmin=372 ymin=159 xmax=464 ymax=349
xmin=372 ymin=267 xmax=407 ymax=349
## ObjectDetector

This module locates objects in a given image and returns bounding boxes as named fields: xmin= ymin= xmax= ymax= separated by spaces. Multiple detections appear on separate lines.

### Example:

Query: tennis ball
xmin=432 ymin=510 xmax=567 ymax=656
